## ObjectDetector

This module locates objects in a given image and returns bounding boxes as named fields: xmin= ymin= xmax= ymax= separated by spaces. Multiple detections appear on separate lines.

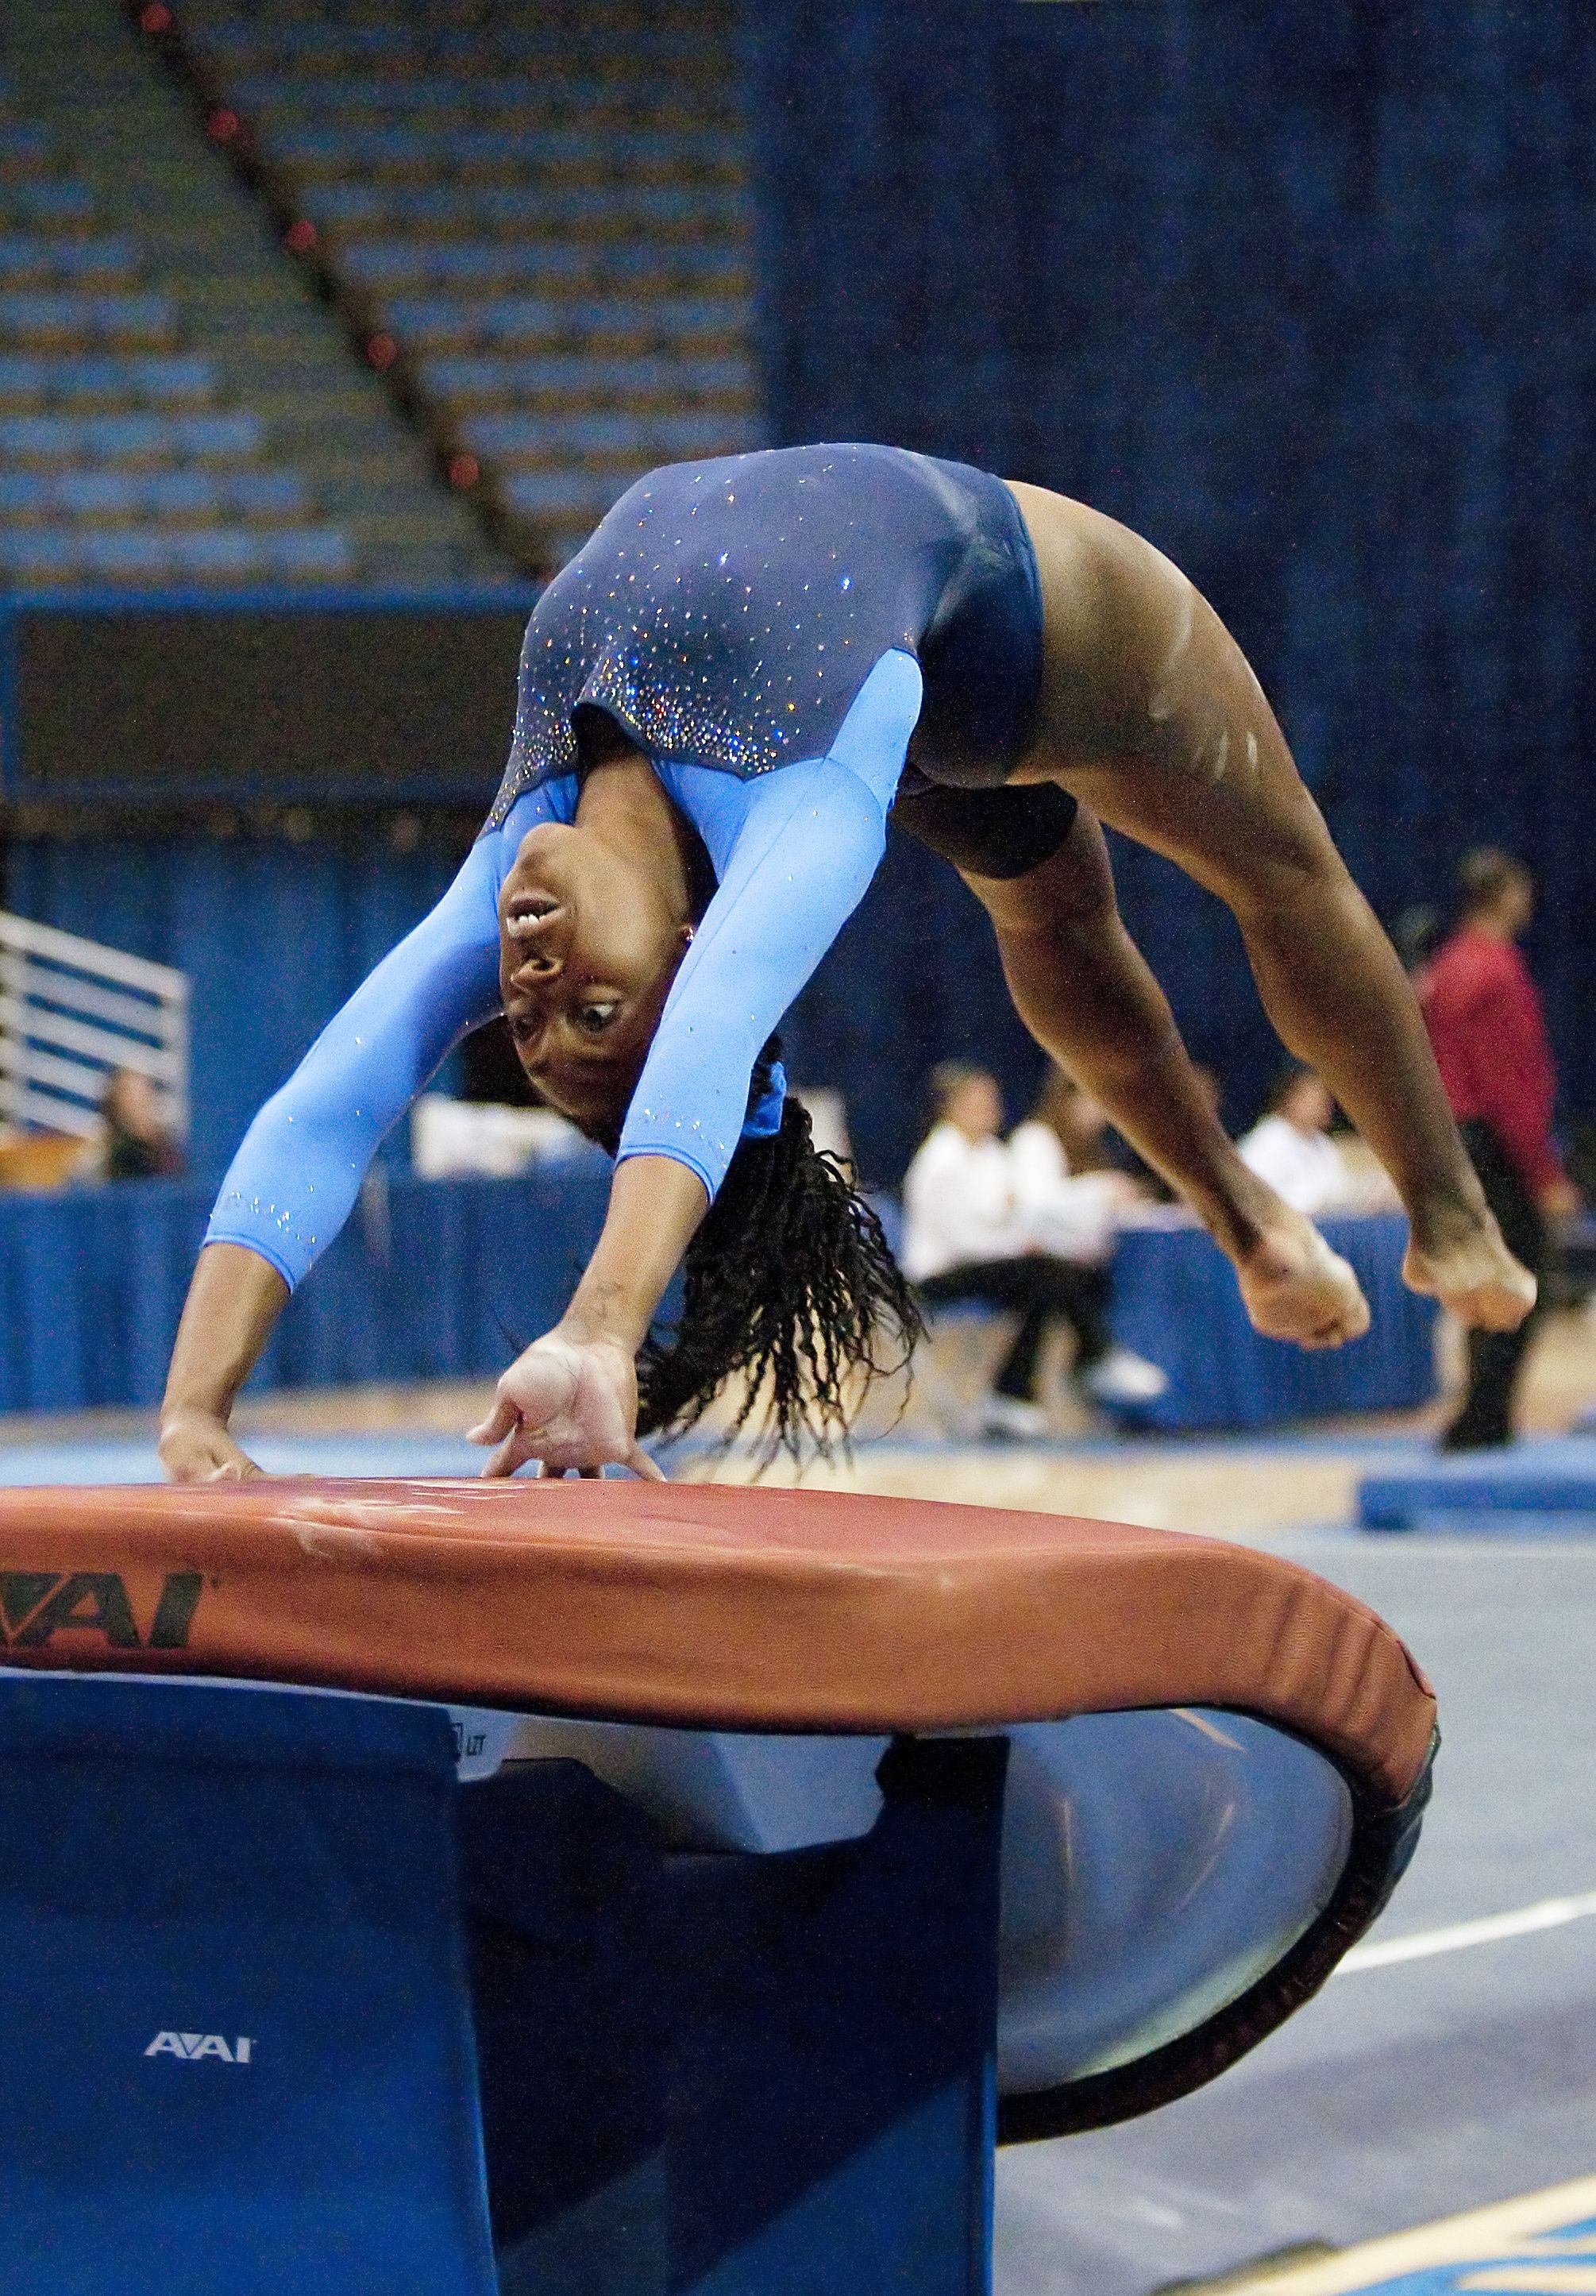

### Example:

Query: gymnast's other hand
xmin=467 ymin=1333 xmax=666 ymax=1480
xmin=157 ymin=1408 xmax=264 ymax=1484
xmin=1233 ymin=1211 xmax=1371 ymax=1350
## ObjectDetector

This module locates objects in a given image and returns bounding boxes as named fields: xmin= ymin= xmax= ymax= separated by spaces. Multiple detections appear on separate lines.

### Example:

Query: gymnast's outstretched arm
xmin=160 ymin=833 xmax=508 ymax=1481
xmin=1007 ymin=482 xmax=1533 ymax=1331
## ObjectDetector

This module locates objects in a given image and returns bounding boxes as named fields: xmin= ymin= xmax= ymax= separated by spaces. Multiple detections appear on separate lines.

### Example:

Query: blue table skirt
xmin=0 ymin=1168 xmax=609 ymax=1415
xmin=0 ymin=1181 xmax=1434 ymax=1430
xmin=1108 ymin=1213 xmax=1438 ymax=1433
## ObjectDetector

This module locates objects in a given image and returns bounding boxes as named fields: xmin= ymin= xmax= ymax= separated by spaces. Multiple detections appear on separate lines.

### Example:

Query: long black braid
xmin=634 ymin=1039 xmax=923 ymax=1462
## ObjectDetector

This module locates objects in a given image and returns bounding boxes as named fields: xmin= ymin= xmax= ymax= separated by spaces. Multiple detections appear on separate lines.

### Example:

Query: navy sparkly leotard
xmin=206 ymin=445 xmax=1074 ymax=1291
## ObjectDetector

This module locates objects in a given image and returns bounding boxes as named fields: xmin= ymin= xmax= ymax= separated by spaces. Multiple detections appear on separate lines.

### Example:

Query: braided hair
xmin=634 ymin=1040 xmax=923 ymax=1462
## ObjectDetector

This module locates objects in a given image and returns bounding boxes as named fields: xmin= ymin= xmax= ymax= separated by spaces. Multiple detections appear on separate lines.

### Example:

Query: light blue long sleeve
xmin=205 ymin=828 xmax=513 ymax=1288
xmin=617 ymin=650 xmax=924 ymax=1193
xmin=206 ymin=650 xmax=923 ymax=1287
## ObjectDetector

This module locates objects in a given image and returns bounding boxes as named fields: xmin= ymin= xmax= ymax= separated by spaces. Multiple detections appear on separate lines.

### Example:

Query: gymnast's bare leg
xmin=994 ymin=480 xmax=1530 ymax=1333
xmin=962 ymin=812 xmax=1370 ymax=1346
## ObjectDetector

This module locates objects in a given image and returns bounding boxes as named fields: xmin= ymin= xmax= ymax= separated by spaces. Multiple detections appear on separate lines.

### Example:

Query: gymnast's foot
xmin=1233 ymin=1214 xmax=1370 ymax=1349
xmin=1403 ymin=1216 xmax=1536 ymax=1331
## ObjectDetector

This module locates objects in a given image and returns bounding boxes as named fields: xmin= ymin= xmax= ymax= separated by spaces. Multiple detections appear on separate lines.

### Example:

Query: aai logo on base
xmin=145 ymin=2032 xmax=253 ymax=2065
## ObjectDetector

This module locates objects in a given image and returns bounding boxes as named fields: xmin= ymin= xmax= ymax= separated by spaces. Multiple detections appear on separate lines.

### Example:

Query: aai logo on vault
xmin=145 ymin=2032 xmax=253 ymax=2064
xmin=0 ymin=1571 xmax=202 ymax=1650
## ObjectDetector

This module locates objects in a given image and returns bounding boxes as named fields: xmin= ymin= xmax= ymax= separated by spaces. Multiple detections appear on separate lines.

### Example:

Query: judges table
xmin=1108 ymin=1210 xmax=1438 ymax=1432
xmin=0 ymin=1175 xmax=1432 ymax=1428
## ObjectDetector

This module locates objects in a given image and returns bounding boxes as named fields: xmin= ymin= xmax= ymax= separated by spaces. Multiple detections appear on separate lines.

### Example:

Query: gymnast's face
xmin=498 ymin=821 xmax=690 ymax=1144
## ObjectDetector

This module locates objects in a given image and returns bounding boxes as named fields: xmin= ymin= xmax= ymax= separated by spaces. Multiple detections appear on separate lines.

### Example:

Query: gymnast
xmin=159 ymin=444 xmax=1534 ymax=1482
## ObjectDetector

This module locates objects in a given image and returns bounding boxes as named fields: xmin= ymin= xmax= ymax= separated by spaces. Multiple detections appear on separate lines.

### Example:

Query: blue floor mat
xmin=1358 ymin=1437 xmax=1596 ymax=1533
xmin=0 ymin=1432 xmax=484 ymax=1486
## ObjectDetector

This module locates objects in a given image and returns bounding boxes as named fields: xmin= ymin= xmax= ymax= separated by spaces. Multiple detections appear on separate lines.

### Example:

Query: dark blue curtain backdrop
xmin=7 ymin=835 xmax=463 ymax=1182
xmin=747 ymin=0 xmax=1596 ymax=1180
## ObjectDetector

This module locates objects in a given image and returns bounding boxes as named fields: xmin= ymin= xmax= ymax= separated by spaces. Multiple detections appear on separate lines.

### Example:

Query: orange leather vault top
xmin=0 ymin=1477 xmax=1435 ymax=1805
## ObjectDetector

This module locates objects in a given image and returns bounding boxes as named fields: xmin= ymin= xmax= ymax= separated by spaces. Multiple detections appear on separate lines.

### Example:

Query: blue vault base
xmin=0 ymin=1672 xmax=1005 ymax=2296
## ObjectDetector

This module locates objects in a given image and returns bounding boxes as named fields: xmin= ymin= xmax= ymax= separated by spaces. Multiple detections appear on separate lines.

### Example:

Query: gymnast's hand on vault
xmin=466 ymin=1335 xmax=666 ymax=1481
xmin=156 ymin=1409 xmax=265 ymax=1484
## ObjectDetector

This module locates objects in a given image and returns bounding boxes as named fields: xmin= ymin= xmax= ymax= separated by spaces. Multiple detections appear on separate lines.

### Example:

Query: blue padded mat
xmin=1358 ymin=1437 xmax=1596 ymax=1533
xmin=0 ymin=1430 xmax=484 ymax=1486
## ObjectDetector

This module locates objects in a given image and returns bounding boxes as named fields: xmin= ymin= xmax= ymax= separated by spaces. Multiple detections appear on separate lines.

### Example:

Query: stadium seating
xmin=0 ymin=83 xmax=354 ymax=589
xmin=172 ymin=0 xmax=764 ymax=568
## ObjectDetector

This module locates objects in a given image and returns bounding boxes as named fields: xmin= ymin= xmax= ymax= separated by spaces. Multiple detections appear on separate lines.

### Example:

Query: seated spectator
xmin=1237 ymin=1064 xmax=1355 ymax=1215
xmin=101 ymin=1068 xmax=183 ymax=1180
xmin=1010 ymin=1067 xmax=1149 ymax=1264
xmin=901 ymin=1063 xmax=1166 ymax=1436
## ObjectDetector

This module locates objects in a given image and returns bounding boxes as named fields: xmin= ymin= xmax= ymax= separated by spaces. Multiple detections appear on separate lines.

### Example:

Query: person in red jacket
xmin=1423 ymin=850 xmax=1579 ymax=1448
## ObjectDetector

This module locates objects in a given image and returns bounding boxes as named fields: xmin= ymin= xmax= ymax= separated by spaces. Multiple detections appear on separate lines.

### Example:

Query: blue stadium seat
xmin=91 ymin=293 xmax=175 ymax=342
xmin=268 ymin=527 xmax=353 ymax=578
xmin=338 ymin=241 xmax=426 ymax=287
xmin=48 ymin=352 xmax=127 ymax=400
xmin=0 ymin=412 xmax=83 ymax=459
xmin=224 ymin=468 xmax=307 ymax=518
xmin=0 ymin=291 xmax=175 ymax=346
xmin=0 ymin=353 xmax=41 ymax=405
xmin=479 ymin=184 xmax=744 ymax=232
xmin=421 ymin=351 xmax=752 ymax=406
xmin=607 ymin=242 xmax=747 ymax=284
xmin=501 ymin=469 xmax=626 ymax=519
xmin=0 ymin=468 xmax=48 ymax=513
xmin=270 ymin=123 xmax=432 ymax=169
xmin=302 ymin=183 xmax=385 ymax=229
xmin=385 ymin=295 xmax=475 ymax=347
xmin=450 ymin=244 xmax=576 ymax=284
xmin=145 ymin=468 xmax=223 ymax=518
xmin=1 ymin=181 xmax=95 ymax=226
xmin=0 ymin=237 xmax=140 ymax=287
xmin=54 ymin=236 xmax=141 ymax=282
xmin=82 ymin=528 xmax=179 ymax=578
xmin=0 ymin=353 xmax=213 ymax=408
xmin=167 ymin=527 xmax=265 ymax=578
xmin=56 ymin=469 xmax=141 ymax=517
xmin=416 ymin=355 xmax=500 ymax=401
xmin=463 ymin=407 xmax=756 ymax=465
xmin=125 ymin=354 xmax=217 ymax=403
xmin=0 ymin=411 xmax=262 ymax=465
xmin=80 ymin=413 xmax=169 ymax=461
xmin=479 ymin=294 xmax=738 ymax=346
xmin=0 ymin=237 xmax=48 ymax=283
xmin=0 ymin=527 xmax=79 ymax=581
xmin=172 ymin=411 xmax=265 ymax=459
xmin=458 ymin=411 xmax=544 ymax=457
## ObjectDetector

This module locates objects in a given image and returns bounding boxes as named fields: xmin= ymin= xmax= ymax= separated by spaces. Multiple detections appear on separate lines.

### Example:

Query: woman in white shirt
xmin=903 ymin=1064 xmax=1164 ymax=1433
xmin=1237 ymin=1067 xmax=1355 ymax=1216
xmin=1009 ymin=1071 xmax=1144 ymax=1264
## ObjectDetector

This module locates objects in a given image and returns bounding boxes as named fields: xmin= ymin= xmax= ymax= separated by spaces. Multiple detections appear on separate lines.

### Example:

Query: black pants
xmin=917 ymin=1256 xmax=1112 ymax=1401
xmin=1445 ymin=1119 xmax=1547 ymax=1449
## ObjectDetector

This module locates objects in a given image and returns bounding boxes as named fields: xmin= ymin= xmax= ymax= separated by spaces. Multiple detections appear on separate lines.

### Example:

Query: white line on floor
xmin=1336 ymin=1887 xmax=1596 ymax=1973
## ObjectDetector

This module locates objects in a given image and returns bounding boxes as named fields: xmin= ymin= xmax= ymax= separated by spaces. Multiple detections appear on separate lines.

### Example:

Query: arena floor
xmin=3 ymin=1314 xmax=1593 ymax=2296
